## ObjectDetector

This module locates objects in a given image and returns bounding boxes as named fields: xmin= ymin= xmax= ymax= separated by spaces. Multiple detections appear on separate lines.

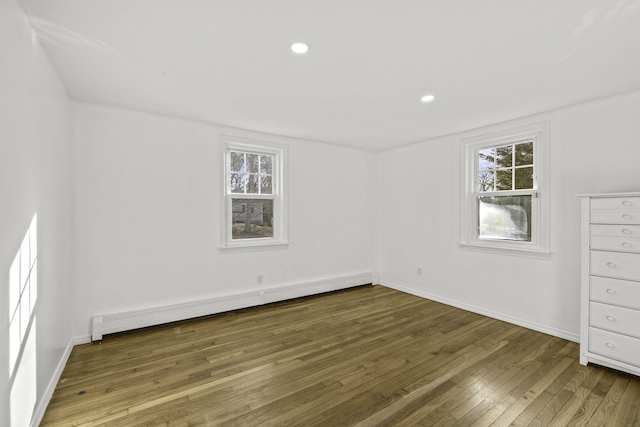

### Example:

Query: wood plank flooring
xmin=41 ymin=285 xmax=640 ymax=426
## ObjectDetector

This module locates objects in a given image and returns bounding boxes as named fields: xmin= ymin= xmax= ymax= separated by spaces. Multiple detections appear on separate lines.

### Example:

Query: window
xmin=459 ymin=122 xmax=549 ymax=257
xmin=220 ymin=137 xmax=287 ymax=251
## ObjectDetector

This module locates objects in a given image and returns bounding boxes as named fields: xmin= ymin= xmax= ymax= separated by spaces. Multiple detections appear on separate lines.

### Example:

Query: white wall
xmin=0 ymin=0 xmax=73 ymax=425
xmin=378 ymin=90 xmax=640 ymax=340
xmin=71 ymin=103 xmax=377 ymax=337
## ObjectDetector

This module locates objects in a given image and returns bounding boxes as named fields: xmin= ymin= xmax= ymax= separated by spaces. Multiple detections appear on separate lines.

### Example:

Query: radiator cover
xmin=91 ymin=272 xmax=374 ymax=341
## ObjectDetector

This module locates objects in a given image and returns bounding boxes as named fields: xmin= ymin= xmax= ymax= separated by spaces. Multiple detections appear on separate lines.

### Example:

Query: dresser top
xmin=577 ymin=192 xmax=640 ymax=198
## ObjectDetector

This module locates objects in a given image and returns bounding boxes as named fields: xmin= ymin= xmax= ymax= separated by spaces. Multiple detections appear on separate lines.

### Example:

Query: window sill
xmin=458 ymin=242 xmax=551 ymax=259
xmin=218 ymin=241 xmax=289 ymax=253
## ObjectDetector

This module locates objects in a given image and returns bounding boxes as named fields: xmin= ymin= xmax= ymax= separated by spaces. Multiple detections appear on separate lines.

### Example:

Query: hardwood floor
xmin=42 ymin=285 xmax=640 ymax=426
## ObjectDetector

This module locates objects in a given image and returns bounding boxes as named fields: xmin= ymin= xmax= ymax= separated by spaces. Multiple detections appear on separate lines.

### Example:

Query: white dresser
xmin=580 ymin=192 xmax=640 ymax=376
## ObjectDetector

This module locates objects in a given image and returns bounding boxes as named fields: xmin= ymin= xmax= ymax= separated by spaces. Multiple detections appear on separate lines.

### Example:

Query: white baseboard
xmin=30 ymin=336 xmax=86 ymax=427
xmin=91 ymin=271 xmax=374 ymax=340
xmin=380 ymin=280 xmax=580 ymax=343
xmin=262 ymin=272 xmax=374 ymax=304
xmin=73 ymin=335 xmax=92 ymax=346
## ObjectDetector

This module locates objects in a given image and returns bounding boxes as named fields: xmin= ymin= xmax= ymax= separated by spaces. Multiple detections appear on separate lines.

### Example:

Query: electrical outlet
xmin=417 ymin=267 xmax=422 ymax=276
xmin=257 ymin=274 xmax=264 ymax=284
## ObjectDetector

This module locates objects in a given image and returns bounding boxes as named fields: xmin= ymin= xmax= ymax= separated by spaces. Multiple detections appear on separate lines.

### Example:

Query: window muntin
xmin=459 ymin=122 xmax=549 ymax=256
xmin=229 ymin=152 xmax=273 ymax=195
xmin=477 ymin=141 xmax=533 ymax=192
xmin=221 ymin=137 xmax=287 ymax=250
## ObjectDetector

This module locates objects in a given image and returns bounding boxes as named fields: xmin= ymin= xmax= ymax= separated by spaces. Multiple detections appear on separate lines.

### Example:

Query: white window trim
xmin=219 ymin=135 xmax=288 ymax=252
xmin=459 ymin=122 xmax=550 ymax=258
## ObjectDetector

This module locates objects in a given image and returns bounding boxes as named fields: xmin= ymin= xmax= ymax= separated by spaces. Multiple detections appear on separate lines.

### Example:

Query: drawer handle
xmin=606 ymin=316 xmax=616 ymax=321
xmin=622 ymin=229 xmax=632 ymax=235
xmin=622 ymin=242 xmax=632 ymax=248
xmin=622 ymin=214 xmax=633 ymax=220
xmin=607 ymin=262 xmax=617 ymax=268
xmin=605 ymin=342 xmax=616 ymax=349
xmin=623 ymin=200 xmax=633 ymax=207
xmin=606 ymin=288 xmax=616 ymax=295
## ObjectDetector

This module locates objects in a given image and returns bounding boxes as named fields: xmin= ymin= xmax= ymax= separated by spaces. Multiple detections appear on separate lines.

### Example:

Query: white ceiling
xmin=18 ymin=0 xmax=640 ymax=151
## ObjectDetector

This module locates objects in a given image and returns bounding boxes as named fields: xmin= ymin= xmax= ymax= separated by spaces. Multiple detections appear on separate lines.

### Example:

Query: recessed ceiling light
xmin=421 ymin=94 xmax=435 ymax=103
xmin=291 ymin=42 xmax=309 ymax=54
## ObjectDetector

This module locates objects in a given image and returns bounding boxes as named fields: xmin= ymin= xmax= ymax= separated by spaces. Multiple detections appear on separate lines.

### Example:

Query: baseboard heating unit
xmin=91 ymin=272 xmax=374 ymax=341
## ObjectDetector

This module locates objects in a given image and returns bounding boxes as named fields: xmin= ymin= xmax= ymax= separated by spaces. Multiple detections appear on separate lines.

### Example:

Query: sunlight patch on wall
xmin=8 ymin=214 xmax=38 ymax=427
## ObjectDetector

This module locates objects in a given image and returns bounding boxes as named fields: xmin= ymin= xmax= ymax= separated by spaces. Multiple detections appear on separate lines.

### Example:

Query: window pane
xmin=515 ymin=141 xmax=533 ymax=166
xmin=260 ymin=155 xmax=273 ymax=174
xmin=478 ymin=148 xmax=494 ymax=171
xmin=495 ymin=145 xmax=513 ymax=168
xmin=477 ymin=170 xmax=494 ymax=192
xmin=515 ymin=166 xmax=534 ymax=189
xmin=246 ymin=174 xmax=259 ymax=194
xmin=495 ymin=169 xmax=512 ymax=191
xmin=478 ymin=195 xmax=531 ymax=241
xmin=230 ymin=152 xmax=245 ymax=172
xmin=261 ymin=175 xmax=273 ymax=194
xmin=230 ymin=173 xmax=246 ymax=193
xmin=247 ymin=154 xmax=259 ymax=173
xmin=231 ymin=198 xmax=274 ymax=239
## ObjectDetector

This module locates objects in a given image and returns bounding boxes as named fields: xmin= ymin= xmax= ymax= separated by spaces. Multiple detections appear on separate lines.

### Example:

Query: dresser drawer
xmin=591 ymin=276 xmax=640 ymax=310
xmin=590 ymin=302 xmax=640 ymax=338
xmin=590 ymin=236 xmax=640 ymax=253
xmin=589 ymin=327 xmax=640 ymax=367
xmin=591 ymin=197 xmax=640 ymax=210
xmin=591 ymin=251 xmax=640 ymax=281
xmin=591 ymin=210 xmax=640 ymax=225
xmin=591 ymin=198 xmax=640 ymax=224
xmin=591 ymin=224 xmax=640 ymax=238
